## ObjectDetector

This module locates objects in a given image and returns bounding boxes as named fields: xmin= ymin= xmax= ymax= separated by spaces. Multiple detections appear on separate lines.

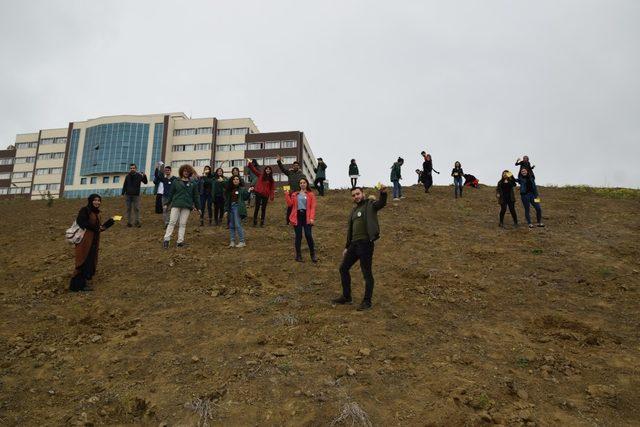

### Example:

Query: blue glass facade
xmin=151 ymin=123 xmax=164 ymax=167
xmin=65 ymin=129 xmax=80 ymax=185
xmin=80 ymin=123 xmax=150 ymax=176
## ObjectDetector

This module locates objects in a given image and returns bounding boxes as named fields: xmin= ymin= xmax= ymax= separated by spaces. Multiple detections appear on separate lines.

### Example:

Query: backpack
xmin=65 ymin=221 xmax=85 ymax=245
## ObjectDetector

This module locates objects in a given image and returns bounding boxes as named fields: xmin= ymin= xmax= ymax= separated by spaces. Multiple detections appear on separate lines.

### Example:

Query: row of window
xmin=172 ymin=143 xmax=212 ymax=152
xmin=16 ymin=157 xmax=35 ymax=164
xmin=247 ymin=140 xmax=297 ymax=150
xmin=15 ymin=141 xmax=38 ymax=149
xmin=0 ymin=173 xmax=10 ymax=180
xmin=36 ymin=167 xmax=63 ymax=175
xmin=79 ymin=176 xmax=121 ymax=185
xmin=38 ymin=152 xmax=65 ymax=160
xmin=0 ymin=186 xmax=31 ymax=195
xmin=40 ymin=137 xmax=67 ymax=145
xmin=0 ymin=158 xmax=14 ymax=165
xmin=12 ymin=171 xmax=32 ymax=180
xmin=169 ymin=156 xmax=298 ymax=171
xmin=33 ymin=183 xmax=60 ymax=192
xmin=173 ymin=127 xmax=250 ymax=137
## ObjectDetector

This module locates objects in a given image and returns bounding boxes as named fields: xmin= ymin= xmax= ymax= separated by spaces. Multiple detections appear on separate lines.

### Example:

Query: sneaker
xmin=260 ymin=221 xmax=265 ymax=227
xmin=400 ymin=196 xmax=406 ymax=199
xmin=78 ymin=286 xmax=94 ymax=292
xmin=393 ymin=198 xmax=400 ymax=201
xmin=229 ymin=241 xmax=236 ymax=248
xmin=357 ymin=300 xmax=372 ymax=311
xmin=528 ymin=223 xmax=534 ymax=229
xmin=311 ymin=253 xmax=318 ymax=263
xmin=135 ymin=223 xmax=141 ymax=228
xmin=176 ymin=242 xmax=185 ymax=248
xmin=236 ymin=242 xmax=246 ymax=248
xmin=499 ymin=222 xmax=504 ymax=228
xmin=537 ymin=223 xmax=545 ymax=227
xmin=162 ymin=240 xmax=169 ymax=249
xmin=295 ymin=254 xmax=303 ymax=262
xmin=127 ymin=223 xmax=132 ymax=228
xmin=331 ymin=295 xmax=352 ymax=305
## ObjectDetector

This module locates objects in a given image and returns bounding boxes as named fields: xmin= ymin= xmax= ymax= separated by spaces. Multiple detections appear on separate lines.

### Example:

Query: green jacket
xmin=277 ymin=160 xmax=306 ymax=192
xmin=167 ymin=179 xmax=201 ymax=210
xmin=224 ymin=186 xmax=251 ymax=218
xmin=349 ymin=163 xmax=359 ymax=176
xmin=390 ymin=162 xmax=402 ymax=181
xmin=314 ymin=162 xmax=327 ymax=180
xmin=198 ymin=174 xmax=216 ymax=195
xmin=213 ymin=177 xmax=227 ymax=197
xmin=346 ymin=191 xmax=387 ymax=248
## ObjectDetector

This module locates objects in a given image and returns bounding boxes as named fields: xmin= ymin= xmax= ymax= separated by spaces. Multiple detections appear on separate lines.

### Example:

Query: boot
xmin=208 ymin=217 xmax=212 ymax=226
xmin=295 ymin=252 xmax=303 ymax=262
xmin=310 ymin=250 xmax=318 ymax=263
xmin=260 ymin=220 xmax=265 ymax=227
xmin=199 ymin=218 xmax=204 ymax=226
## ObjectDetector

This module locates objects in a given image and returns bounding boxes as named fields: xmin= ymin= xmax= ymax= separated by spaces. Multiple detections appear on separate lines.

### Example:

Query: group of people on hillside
xmin=69 ymin=151 xmax=544 ymax=310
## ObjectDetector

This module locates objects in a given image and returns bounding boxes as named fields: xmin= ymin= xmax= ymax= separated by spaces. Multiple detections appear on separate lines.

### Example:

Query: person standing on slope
xmin=285 ymin=178 xmax=318 ymax=262
xmin=390 ymin=157 xmax=404 ymax=200
xmin=496 ymin=170 xmax=518 ymax=228
xmin=515 ymin=167 xmax=544 ymax=228
xmin=349 ymin=159 xmax=360 ymax=189
xmin=247 ymin=160 xmax=276 ymax=227
xmin=313 ymin=158 xmax=327 ymax=196
xmin=451 ymin=161 xmax=464 ymax=198
xmin=420 ymin=151 xmax=439 ymax=193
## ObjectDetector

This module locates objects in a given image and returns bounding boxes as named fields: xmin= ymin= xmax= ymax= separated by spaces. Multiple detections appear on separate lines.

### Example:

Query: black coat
xmin=122 ymin=172 xmax=148 ymax=196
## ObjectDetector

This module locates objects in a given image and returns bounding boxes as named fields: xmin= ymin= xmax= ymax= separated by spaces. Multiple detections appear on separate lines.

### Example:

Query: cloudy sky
xmin=1 ymin=0 xmax=638 ymax=188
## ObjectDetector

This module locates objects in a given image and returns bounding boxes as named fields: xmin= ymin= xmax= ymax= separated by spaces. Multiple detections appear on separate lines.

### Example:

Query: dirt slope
xmin=0 ymin=185 xmax=639 ymax=426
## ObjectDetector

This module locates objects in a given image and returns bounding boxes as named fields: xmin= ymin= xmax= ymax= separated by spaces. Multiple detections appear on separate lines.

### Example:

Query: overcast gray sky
xmin=1 ymin=0 xmax=638 ymax=188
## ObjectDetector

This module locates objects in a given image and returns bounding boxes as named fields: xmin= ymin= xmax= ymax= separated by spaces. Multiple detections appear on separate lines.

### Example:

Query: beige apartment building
xmin=0 ymin=112 xmax=318 ymax=199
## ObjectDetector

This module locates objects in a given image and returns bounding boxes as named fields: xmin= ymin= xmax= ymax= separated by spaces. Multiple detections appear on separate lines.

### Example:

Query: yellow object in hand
xmin=282 ymin=185 xmax=290 ymax=192
xmin=112 ymin=215 xmax=123 ymax=221
xmin=374 ymin=182 xmax=382 ymax=190
xmin=534 ymin=198 xmax=541 ymax=203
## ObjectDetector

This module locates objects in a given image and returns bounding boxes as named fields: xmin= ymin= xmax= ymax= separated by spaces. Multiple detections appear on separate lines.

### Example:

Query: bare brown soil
xmin=1 ymin=185 xmax=639 ymax=426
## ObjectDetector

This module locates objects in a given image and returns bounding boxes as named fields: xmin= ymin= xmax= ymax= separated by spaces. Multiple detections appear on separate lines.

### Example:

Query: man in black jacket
xmin=332 ymin=185 xmax=388 ymax=311
xmin=122 ymin=163 xmax=148 ymax=227
xmin=153 ymin=162 xmax=176 ymax=226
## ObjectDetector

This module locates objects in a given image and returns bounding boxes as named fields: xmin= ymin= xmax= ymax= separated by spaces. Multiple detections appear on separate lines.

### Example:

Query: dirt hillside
xmin=1 ymin=184 xmax=639 ymax=426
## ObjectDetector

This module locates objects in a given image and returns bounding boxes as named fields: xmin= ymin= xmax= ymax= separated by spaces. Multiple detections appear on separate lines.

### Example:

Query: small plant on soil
xmin=331 ymin=402 xmax=372 ymax=427
xmin=185 ymin=397 xmax=216 ymax=427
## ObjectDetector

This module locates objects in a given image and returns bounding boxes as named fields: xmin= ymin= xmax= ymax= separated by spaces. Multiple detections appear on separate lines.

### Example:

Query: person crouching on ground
xmin=515 ymin=167 xmax=544 ymax=228
xmin=496 ymin=170 xmax=518 ymax=228
xmin=163 ymin=164 xmax=201 ymax=248
xmin=70 ymin=194 xmax=115 ymax=292
xmin=332 ymin=185 xmax=388 ymax=311
xmin=225 ymin=175 xmax=251 ymax=248
xmin=285 ymin=178 xmax=318 ymax=262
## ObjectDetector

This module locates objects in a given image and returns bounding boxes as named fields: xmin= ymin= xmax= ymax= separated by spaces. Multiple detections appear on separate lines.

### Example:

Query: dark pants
xmin=454 ymin=177 xmax=463 ymax=198
xmin=521 ymin=193 xmax=542 ymax=224
xmin=155 ymin=194 xmax=163 ymax=214
xmin=499 ymin=200 xmax=518 ymax=224
xmin=286 ymin=206 xmax=293 ymax=225
xmin=423 ymin=173 xmax=433 ymax=192
xmin=350 ymin=177 xmax=358 ymax=189
xmin=339 ymin=240 xmax=375 ymax=302
xmin=200 ymin=193 xmax=213 ymax=220
xmin=253 ymin=194 xmax=268 ymax=224
xmin=314 ymin=178 xmax=325 ymax=196
xmin=294 ymin=210 xmax=315 ymax=255
xmin=214 ymin=195 xmax=225 ymax=224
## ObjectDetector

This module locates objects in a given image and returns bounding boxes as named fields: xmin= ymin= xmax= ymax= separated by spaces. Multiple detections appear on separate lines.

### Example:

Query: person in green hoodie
xmin=163 ymin=164 xmax=201 ymax=248
xmin=198 ymin=166 xmax=215 ymax=226
xmin=332 ymin=185 xmax=388 ymax=311
xmin=349 ymin=159 xmax=359 ymax=189
xmin=212 ymin=168 xmax=227 ymax=226
xmin=225 ymin=175 xmax=251 ymax=248
xmin=313 ymin=158 xmax=327 ymax=196
xmin=390 ymin=157 xmax=404 ymax=200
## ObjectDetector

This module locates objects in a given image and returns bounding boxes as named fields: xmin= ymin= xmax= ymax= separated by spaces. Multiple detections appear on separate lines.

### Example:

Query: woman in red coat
xmin=285 ymin=178 xmax=318 ymax=262
xmin=247 ymin=161 xmax=276 ymax=227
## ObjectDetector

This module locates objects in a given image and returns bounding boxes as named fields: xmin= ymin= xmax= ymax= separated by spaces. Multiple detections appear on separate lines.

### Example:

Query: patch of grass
xmin=516 ymin=357 xmax=530 ymax=368
xmin=476 ymin=393 xmax=490 ymax=409
xmin=598 ymin=266 xmax=615 ymax=278
xmin=562 ymin=186 xmax=640 ymax=199
xmin=532 ymin=249 xmax=543 ymax=255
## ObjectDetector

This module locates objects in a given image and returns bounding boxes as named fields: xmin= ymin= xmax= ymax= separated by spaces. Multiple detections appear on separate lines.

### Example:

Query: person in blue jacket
xmin=515 ymin=168 xmax=544 ymax=228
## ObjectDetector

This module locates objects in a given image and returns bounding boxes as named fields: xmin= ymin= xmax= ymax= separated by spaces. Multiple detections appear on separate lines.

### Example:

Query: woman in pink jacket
xmin=285 ymin=178 xmax=318 ymax=262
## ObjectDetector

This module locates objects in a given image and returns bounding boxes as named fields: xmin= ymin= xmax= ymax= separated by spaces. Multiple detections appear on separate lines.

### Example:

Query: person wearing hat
xmin=390 ymin=157 xmax=404 ymax=200
xmin=313 ymin=158 xmax=327 ymax=196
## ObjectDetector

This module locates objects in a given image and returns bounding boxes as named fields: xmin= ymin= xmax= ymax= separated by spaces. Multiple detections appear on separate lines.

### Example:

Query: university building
xmin=0 ymin=112 xmax=318 ymax=200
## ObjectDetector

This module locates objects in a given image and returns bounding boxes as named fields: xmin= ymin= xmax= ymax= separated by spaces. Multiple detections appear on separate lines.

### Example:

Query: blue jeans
xmin=392 ymin=180 xmax=402 ymax=198
xmin=453 ymin=177 xmax=463 ymax=197
xmin=521 ymin=193 xmax=542 ymax=224
xmin=229 ymin=203 xmax=245 ymax=243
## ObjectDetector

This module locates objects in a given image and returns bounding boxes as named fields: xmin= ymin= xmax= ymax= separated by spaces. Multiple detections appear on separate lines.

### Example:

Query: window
xmin=171 ymin=160 xmax=195 ymax=168
xmin=38 ymin=152 xmax=65 ymax=160
xmin=15 ymin=157 xmax=35 ymax=164
xmin=173 ymin=145 xmax=186 ymax=152
xmin=231 ymin=128 xmax=249 ymax=135
xmin=113 ymin=176 xmax=120 ymax=183
xmin=247 ymin=142 xmax=263 ymax=150
xmin=230 ymin=160 xmax=244 ymax=167
xmin=0 ymin=188 xmax=7 ymax=195
xmin=216 ymin=145 xmax=231 ymax=152
xmin=0 ymin=158 xmax=15 ymax=165
xmin=193 ymin=159 xmax=210 ymax=167
xmin=39 ymin=138 xmax=66 ymax=145
xmin=90 ymin=177 xmax=97 ymax=184
xmin=12 ymin=171 xmax=32 ymax=180
xmin=16 ymin=142 xmax=38 ymax=149
xmin=49 ymin=183 xmax=60 ymax=191
xmin=232 ymin=144 xmax=246 ymax=151
xmin=217 ymin=128 xmax=232 ymax=136
xmin=51 ymin=168 xmax=63 ymax=174
xmin=195 ymin=143 xmax=211 ymax=151
xmin=265 ymin=141 xmax=280 ymax=150
xmin=10 ymin=187 xmax=28 ymax=194
xmin=80 ymin=178 xmax=87 ymax=185
xmin=282 ymin=156 xmax=297 ymax=164
xmin=0 ymin=173 xmax=10 ymax=180
xmin=264 ymin=157 xmax=278 ymax=165
xmin=102 ymin=176 xmax=109 ymax=184
xmin=215 ymin=161 xmax=225 ymax=169
xmin=173 ymin=128 xmax=197 ymax=136
xmin=36 ymin=169 xmax=48 ymax=175
xmin=196 ymin=127 xmax=213 ymax=135
xmin=281 ymin=140 xmax=297 ymax=148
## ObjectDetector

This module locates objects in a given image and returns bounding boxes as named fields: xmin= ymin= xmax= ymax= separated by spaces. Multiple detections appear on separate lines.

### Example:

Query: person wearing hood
xmin=390 ymin=157 xmax=404 ymax=200
xmin=121 ymin=163 xmax=148 ymax=227
xmin=69 ymin=194 xmax=115 ymax=292
xmin=313 ymin=158 xmax=327 ymax=196
xmin=515 ymin=168 xmax=544 ymax=228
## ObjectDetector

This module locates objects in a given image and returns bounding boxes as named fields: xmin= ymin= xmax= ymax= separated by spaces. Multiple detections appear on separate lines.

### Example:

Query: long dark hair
xmin=226 ymin=175 xmax=242 ymax=195
xmin=454 ymin=161 xmax=461 ymax=168
xmin=262 ymin=166 xmax=274 ymax=183
xmin=215 ymin=168 xmax=224 ymax=177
